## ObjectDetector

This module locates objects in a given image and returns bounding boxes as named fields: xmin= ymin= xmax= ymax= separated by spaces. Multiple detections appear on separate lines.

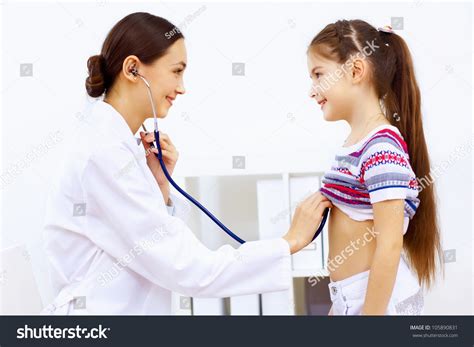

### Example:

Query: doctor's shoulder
xmin=50 ymin=127 xmax=129 ymax=190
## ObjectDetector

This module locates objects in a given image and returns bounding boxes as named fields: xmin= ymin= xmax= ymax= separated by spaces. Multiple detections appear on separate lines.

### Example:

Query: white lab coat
xmin=41 ymin=100 xmax=291 ymax=315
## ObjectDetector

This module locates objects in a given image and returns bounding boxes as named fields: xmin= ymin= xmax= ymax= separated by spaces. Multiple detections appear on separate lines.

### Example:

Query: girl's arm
xmin=361 ymin=199 xmax=405 ymax=315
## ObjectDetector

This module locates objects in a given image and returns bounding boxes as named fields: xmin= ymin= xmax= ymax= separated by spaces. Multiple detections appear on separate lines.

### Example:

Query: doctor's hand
xmin=283 ymin=192 xmax=333 ymax=254
xmin=140 ymin=131 xmax=179 ymax=186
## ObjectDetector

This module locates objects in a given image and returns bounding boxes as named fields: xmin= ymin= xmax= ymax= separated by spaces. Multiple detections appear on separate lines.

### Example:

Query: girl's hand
xmin=139 ymin=131 xmax=179 ymax=186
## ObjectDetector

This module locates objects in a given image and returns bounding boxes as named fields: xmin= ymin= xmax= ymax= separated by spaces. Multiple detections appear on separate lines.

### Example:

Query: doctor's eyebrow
xmin=171 ymin=62 xmax=187 ymax=69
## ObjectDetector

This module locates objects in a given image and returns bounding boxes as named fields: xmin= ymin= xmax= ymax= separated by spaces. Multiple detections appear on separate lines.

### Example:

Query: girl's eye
xmin=174 ymin=69 xmax=183 ymax=75
xmin=315 ymin=72 xmax=322 ymax=79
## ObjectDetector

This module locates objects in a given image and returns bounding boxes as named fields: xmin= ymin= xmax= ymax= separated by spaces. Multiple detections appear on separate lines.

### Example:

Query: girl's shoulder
xmin=357 ymin=124 xmax=409 ymax=158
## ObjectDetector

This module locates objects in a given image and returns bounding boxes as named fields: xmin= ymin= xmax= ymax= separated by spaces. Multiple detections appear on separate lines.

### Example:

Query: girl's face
xmin=140 ymin=38 xmax=187 ymax=118
xmin=307 ymin=51 xmax=357 ymax=122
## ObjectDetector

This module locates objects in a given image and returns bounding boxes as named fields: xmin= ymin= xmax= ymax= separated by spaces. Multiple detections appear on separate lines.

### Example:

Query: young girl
xmin=307 ymin=19 xmax=443 ymax=315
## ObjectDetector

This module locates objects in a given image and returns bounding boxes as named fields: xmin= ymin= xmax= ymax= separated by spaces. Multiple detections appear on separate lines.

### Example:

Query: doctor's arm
xmin=82 ymin=145 xmax=329 ymax=298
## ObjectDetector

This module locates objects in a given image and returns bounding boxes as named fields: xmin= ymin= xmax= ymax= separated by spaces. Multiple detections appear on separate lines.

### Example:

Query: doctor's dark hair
xmin=85 ymin=12 xmax=184 ymax=97
xmin=308 ymin=20 xmax=442 ymax=289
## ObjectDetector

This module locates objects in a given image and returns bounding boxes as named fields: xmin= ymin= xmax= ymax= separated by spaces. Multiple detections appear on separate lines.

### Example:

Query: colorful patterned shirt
xmin=320 ymin=124 xmax=420 ymax=234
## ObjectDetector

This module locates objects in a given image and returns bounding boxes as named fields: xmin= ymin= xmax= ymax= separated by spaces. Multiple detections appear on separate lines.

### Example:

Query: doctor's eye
xmin=174 ymin=69 xmax=184 ymax=75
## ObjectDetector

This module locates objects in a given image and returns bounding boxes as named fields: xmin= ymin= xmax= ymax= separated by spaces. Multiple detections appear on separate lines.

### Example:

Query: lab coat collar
xmin=92 ymin=100 xmax=143 ymax=155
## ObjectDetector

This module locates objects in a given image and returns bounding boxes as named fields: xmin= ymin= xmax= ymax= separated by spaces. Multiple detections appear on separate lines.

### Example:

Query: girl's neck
xmin=344 ymin=96 xmax=390 ymax=147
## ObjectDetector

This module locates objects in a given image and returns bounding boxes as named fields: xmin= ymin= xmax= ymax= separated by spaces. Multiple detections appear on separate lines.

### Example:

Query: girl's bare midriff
xmin=327 ymin=206 xmax=378 ymax=282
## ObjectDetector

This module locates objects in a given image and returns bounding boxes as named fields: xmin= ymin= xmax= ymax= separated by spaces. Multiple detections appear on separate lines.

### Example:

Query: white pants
xmin=328 ymin=255 xmax=424 ymax=315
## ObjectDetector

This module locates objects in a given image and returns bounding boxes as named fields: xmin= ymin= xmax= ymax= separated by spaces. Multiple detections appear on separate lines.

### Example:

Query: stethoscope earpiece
xmin=130 ymin=67 xmax=138 ymax=77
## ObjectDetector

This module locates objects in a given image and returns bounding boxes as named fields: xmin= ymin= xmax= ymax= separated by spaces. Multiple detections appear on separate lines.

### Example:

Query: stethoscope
xmin=130 ymin=67 xmax=329 ymax=244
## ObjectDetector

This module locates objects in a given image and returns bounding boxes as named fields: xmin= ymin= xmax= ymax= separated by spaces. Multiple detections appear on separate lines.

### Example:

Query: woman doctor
xmin=42 ymin=12 xmax=332 ymax=315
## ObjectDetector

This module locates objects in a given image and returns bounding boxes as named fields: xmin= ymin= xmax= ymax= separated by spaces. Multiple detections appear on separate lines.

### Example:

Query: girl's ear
xmin=351 ymin=58 xmax=366 ymax=84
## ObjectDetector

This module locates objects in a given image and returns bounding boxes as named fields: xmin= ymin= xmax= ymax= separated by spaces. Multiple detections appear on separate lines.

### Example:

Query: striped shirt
xmin=320 ymin=124 xmax=420 ymax=234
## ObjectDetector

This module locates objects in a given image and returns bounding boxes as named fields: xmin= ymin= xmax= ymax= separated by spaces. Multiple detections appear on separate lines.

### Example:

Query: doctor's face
xmin=141 ymin=38 xmax=187 ymax=118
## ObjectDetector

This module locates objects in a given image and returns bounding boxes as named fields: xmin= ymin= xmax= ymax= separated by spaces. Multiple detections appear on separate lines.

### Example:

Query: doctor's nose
xmin=176 ymin=82 xmax=186 ymax=95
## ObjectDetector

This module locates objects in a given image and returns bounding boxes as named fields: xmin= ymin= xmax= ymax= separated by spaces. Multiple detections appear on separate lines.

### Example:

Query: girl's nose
xmin=308 ymin=84 xmax=316 ymax=98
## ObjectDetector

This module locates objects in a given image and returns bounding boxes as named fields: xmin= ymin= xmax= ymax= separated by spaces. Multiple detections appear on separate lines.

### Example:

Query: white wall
xmin=0 ymin=1 xmax=472 ymax=314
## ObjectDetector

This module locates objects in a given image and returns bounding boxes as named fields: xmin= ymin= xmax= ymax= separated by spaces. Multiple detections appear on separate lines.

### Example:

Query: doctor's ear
xmin=122 ymin=55 xmax=141 ymax=82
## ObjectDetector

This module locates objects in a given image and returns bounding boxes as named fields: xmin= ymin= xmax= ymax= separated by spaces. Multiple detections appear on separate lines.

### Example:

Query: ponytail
xmin=383 ymin=32 xmax=443 ymax=289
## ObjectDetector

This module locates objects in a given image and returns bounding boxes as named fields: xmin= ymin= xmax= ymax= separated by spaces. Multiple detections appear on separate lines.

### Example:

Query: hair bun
xmin=85 ymin=54 xmax=106 ymax=97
